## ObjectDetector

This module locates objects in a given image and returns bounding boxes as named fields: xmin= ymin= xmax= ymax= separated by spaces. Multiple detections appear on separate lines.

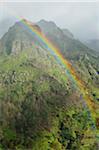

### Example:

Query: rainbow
xmin=13 ymin=18 xmax=97 ymax=126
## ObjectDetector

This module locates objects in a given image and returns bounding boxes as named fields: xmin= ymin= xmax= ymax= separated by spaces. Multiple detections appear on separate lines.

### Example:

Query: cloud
xmin=53 ymin=2 xmax=99 ymax=40
xmin=0 ymin=1 xmax=99 ymax=40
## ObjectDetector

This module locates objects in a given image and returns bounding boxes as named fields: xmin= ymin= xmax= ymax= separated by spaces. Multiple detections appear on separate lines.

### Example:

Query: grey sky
xmin=0 ymin=1 xmax=99 ymax=41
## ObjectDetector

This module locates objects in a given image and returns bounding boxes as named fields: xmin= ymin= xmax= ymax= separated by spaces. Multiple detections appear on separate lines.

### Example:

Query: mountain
xmin=85 ymin=39 xmax=99 ymax=52
xmin=0 ymin=19 xmax=44 ymax=55
xmin=0 ymin=19 xmax=99 ymax=150
xmin=62 ymin=28 xmax=74 ymax=39
xmin=37 ymin=20 xmax=97 ymax=60
xmin=0 ymin=19 xmax=98 ymax=59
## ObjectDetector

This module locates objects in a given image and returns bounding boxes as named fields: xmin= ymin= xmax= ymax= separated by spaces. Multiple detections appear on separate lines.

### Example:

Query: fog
xmin=0 ymin=1 xmax=99 ymax=41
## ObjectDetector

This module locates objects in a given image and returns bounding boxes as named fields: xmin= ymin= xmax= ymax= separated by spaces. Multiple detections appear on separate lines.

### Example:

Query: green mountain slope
xmin=0 ymin=19 xmax=99 ymax=150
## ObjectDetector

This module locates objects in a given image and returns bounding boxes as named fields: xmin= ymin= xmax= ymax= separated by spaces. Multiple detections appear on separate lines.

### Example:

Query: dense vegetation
xmin=0 ymin=20 xmax=99 ymax=149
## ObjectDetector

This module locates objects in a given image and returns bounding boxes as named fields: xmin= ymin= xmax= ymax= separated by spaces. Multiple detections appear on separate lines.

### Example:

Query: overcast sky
xmin=0 ymin=1 xmax=99 ymax=41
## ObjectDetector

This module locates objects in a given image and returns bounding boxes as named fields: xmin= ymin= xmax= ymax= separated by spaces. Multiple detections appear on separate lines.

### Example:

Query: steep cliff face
xmin=0 ymin=19 xmax=43 ymax=55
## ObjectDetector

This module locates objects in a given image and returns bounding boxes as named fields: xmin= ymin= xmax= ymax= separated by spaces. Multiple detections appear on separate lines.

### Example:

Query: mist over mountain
xmin=37 ymin=19 xmax=98 ymax=59
xmin=62 ymin=28 xmax=74 ymax=39
xmin=0 ymin=17 xmax=17 ymax=38
xmin=0 ymin=16 xmax=98 ymax=46
xmin=1 ymin=18 xmax=97 ymax=58
xmin=0 ymin=2 xmax=98 ymax=41
xmin=0 ymin=1 xmax=99 ymax=149
xmin=0 ymin=19 xmax=99 ymax=150
xmin=85 ymin=39 xmax=99 ymax=52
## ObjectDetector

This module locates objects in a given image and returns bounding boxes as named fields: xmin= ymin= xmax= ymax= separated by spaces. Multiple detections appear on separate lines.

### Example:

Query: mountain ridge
xmin=0 ymin=19 xmax=98 ymax=58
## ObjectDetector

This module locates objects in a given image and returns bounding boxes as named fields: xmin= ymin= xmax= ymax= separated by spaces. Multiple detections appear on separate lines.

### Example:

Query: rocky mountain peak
xmin=0 ymin=19 xmax=43 ymax=55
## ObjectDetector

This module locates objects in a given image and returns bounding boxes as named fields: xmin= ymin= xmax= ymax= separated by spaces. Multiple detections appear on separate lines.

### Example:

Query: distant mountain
xmin=85 ymin=39 xmax=99 ymax=52
xmin=37 ymin=19 xmax=74 ymax=39
xmin=37 ymin=20 xmax=97 ymax=59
